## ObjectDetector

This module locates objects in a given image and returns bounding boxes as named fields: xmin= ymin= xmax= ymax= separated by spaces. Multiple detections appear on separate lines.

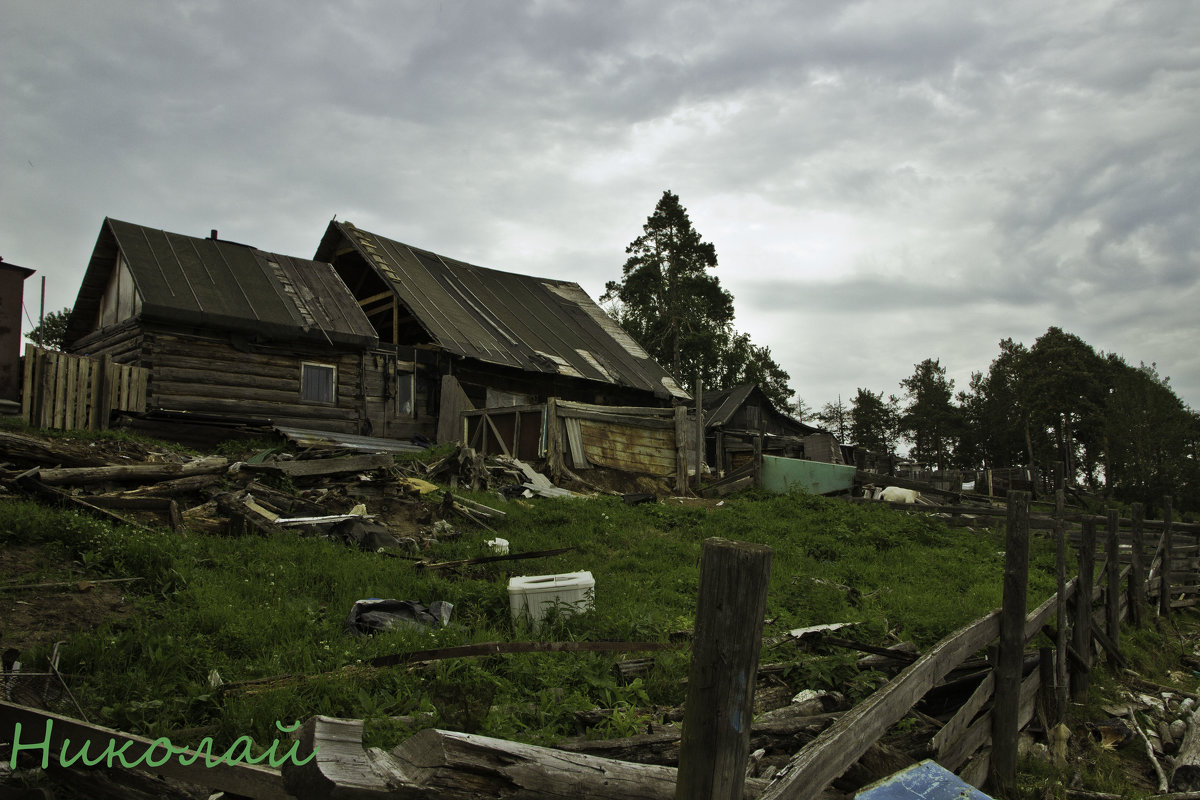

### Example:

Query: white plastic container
xmin=486 ymin=538 xmax=510 ymax=555
xmin=508 ymin=571 xmax=595 ymax=627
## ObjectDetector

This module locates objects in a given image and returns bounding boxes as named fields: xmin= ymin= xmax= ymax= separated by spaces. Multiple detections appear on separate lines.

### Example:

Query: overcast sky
xmin=4 ymin=1 xmax=1198 ymax=413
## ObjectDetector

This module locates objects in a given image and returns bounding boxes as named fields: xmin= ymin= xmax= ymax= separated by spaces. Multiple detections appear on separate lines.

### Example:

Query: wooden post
xmin=694 ymin=378 xmax=704 ymax=490
xmin=752 ymin=434 xmax=763 ymax=486
xmin=546 ymin=398 xmax=563 ymax=479
xmin=1161 ymin=496 xmax=1174 ymax=618
xmin=1054 ymin=488 xmax=1069 ymax=723
xmin=674 ymin=405 xmax=688 ymax=492
xmin=1038 ymin=646 xmax=1056 ymax=726
xmin=676 ymin=538 xmax=772 ymax=800
xmin=1106 ymin=509 xmax=1121 ymax=658
xmin=1130 ymin=503 xmax=1145 ymax=627
xmin=990 ymin=490 xmax=1030 ymax=796
xmin=1072 ymin=518 xmax=1096 ymax=701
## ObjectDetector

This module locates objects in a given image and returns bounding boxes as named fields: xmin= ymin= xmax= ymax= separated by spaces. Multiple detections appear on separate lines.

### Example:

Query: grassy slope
xmin=0 ymin=481 xmax=1059 ymax=755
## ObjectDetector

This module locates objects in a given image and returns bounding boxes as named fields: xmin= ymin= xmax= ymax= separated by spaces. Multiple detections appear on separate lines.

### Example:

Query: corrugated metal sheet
xmin=67 ymin=219 xmax=378 ymax=349
xmin=317 ymin=221 xmax=689 ymax=401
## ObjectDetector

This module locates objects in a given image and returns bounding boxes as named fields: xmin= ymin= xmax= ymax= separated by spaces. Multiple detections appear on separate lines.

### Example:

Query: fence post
xmin=694 ymin=378 xmax=704 ymax=491
xmin=990 ymin=490 xmax=1030 ymax=796
xmin=1054 ymin=489 xmax=1069 ymax=723
xmin=676 ymin=538 xmax=772 ymax=800
xmin=1071 ymin=518 xmax=1096 ymax=701
xmin=1130 ymin=503 xmax=1145 ymax=627
xmin=1106 ymin=509 xmax=1121 ymax=656
xmin=1160 ymin=496 xmax=1174 ymax=619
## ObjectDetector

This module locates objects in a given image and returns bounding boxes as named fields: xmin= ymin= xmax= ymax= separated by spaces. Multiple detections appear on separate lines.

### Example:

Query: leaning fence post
xmin=990 ymin=490 xmax=1030 ymax=796
xmin=1130 ymin=503 xmax=1145 ymax=627
xmin=1160 ymin=496 xmax=1174 ymax=619
xmin=676 ymin=538 xmax=773 ymax=800
xmin=1106 ymin=509 xmax=1121 ymax=656
xmin=1071 ymin=518 xmax=1096 ymax=701
xmin=1054 ymin=488 xmax=1069 ymax=722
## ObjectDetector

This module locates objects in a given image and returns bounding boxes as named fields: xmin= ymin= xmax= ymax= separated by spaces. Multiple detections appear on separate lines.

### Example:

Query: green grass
xmin=0 ymin=486 xmax=1057 ymax=754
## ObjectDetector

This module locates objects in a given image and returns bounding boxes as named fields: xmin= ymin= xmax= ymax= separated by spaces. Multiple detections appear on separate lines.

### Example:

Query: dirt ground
xmin=0 ymin=545 xmax=133 ymax=658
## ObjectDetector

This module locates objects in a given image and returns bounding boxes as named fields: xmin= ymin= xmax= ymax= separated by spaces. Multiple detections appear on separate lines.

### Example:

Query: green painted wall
xmin=760 ymin=455 xmax=857 ymax=495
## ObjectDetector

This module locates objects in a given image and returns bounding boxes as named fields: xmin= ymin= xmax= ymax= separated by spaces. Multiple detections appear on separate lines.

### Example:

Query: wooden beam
xmin=990 ymin=491 xmax=1030 ymax=795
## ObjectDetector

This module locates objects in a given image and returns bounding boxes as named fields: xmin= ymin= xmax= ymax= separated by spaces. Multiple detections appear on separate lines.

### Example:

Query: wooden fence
xmin=20 ymin=345 xmax=148 ymax=431
xmin=759 ymin=492 xmax=1194 ymax=799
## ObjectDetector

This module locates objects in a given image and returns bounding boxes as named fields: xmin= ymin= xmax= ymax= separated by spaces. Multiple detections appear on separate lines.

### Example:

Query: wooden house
xmin=312 ymin=220 xmax=689 ymax=442
xmin=62 ymin=218 xmax=686 ymax=443
xmin=64 ymin=219 xmax=382 ymax=435
xmin=698 ymin=384 xmax=840 ymax=475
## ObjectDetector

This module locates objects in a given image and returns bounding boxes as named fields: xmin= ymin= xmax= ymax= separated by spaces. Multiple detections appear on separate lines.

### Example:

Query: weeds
xmin=1 ymin=486 xmax=1058 ymax=752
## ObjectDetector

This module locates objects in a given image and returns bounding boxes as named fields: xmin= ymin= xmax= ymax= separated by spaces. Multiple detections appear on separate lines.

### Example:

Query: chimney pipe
xmin=210 ymin=229 xmax=218 ymax=240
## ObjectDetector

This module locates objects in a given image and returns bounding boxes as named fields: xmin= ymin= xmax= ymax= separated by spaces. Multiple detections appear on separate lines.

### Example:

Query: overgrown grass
xmin=0 ymin=487 xmax=1057 ymax=754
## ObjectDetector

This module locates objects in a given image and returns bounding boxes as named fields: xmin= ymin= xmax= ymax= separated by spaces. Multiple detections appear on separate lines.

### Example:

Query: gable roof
xmin=66 ymin=218 xmax=378 ymax=349
xmin=700 ymin=383 xmax=822 ymax=434
xmin=316 ymin=221 xmax=689 ymax=400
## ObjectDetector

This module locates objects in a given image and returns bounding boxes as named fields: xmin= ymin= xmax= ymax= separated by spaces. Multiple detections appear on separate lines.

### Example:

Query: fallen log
xmin=282 ymin=716 xmax=769 ymax=800
xmin=0 ymin=430 xmax=111 ymax=468
xmin=368 ymin=640 xmax=677 ymax=668
xmin=37 ymin=457 xmax=229 ymax=486
xmin=15 ymin=471 xmax=157 ymax=534
xmin=1173 ymin=709 xmax=1200 ymax=791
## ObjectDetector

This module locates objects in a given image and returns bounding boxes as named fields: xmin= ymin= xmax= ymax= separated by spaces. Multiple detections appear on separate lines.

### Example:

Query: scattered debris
xmin=344 ymin=599 xmax=454 ymax=635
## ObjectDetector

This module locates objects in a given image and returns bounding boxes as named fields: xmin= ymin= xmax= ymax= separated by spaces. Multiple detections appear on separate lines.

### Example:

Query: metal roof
xmin=699 ymin=383 xmax=822 ymax=434
xmin=66 ymin=218 xmax=379 ymax=349
xmin=316 ymin=221 xmax=689 ymax=400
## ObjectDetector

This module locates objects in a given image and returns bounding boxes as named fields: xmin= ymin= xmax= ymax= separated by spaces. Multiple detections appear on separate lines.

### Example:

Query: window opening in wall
xmin=301 ymin=362 xmax=336 ymax=403
xmin=397 ymin=370 xmax=414 ymax=417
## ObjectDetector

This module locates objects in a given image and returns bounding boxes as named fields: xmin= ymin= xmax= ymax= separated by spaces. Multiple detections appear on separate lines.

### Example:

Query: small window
xmin=397 ymin=370 xmax=414 ymax=417
xmin=301 ymin=362 xmax=336 ymax=404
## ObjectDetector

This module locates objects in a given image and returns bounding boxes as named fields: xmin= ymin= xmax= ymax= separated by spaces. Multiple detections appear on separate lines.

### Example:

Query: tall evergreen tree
xmin=900 ymin=358 xmax=958 ymax=469
xmin=604 ymin=190 xmax=794 ymax=408
xmin=850 ymin=388 xmax=900 ymax=454
xmin=816 ymin=395 xmax=852 ymax=442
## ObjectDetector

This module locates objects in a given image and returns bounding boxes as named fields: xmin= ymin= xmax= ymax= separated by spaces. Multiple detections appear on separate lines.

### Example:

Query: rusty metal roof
xmin=316 ymin=221 xmax=689 ymax=400
xmin=66 ymin=218 xmax=378 ymax=349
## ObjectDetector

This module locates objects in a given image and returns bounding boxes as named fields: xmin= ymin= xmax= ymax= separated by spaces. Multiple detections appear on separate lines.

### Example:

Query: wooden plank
xmin=1106 ymin=509 xmax=1121 ymax=657
xmin=484 ymin=412 xmax=511 ymax=458
xmin=38 ymin=457 xmax=230 ymax=486
xmin=674 ymin=405 xmax=687 ymax=491
xmin=1072 ymin=519 xmax=1096 ymax=701
xmin=88 ymin=350 xmax=103 ymax=431
xmin=76 ymin=357 xmax=93 ymax=429
xmin=759 ymin=609 xmax=1001 ymax=800
xmin=97 ymin=354 xmax=114 ymax=430
xmin=564 ymin=417 xmax=589 ymax=469
xmin=244 ymin=454 xmax=392 ymax=478
xmin=676 ymin=539 xmax=773 ymax=800
xmin=557 ymin=406 xmax=677 ymax=429
xmin=1161 ymin=496 xmax=1175 ymax=618
xmin=20 ymin=343 xmax=35 ymax=423
xmin=0 ymin=700 xmax=292 ymax=800
xmin=53 ymin=351 xmax=68 ymax=429
xmin=934 ymin=671 xmax=995 ymax=767
xmin=63 ymin=355 xmax=78 ymax=430
xmin=555 ymin=400 xmax=675 ymax=417
xmin=1131 ymin=503 xmax=1146 ymax=627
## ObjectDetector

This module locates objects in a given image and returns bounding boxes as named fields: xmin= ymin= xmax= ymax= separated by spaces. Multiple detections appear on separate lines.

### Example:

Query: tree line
xmin=811 ymin=328 xmax=1200 ymax=512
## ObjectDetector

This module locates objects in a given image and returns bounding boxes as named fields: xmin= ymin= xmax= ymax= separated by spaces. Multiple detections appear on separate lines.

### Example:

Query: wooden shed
xmin=697 ymin=384 xmax=840 ymax=476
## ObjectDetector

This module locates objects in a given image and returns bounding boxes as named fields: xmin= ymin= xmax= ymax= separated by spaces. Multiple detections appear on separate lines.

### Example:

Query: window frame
xmin=300 ymin=361 xmax=337 ymax=405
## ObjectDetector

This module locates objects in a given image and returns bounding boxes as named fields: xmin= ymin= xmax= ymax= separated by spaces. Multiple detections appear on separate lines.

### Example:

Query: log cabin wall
xmin=70 ymin=321 xmax=441 ymax=438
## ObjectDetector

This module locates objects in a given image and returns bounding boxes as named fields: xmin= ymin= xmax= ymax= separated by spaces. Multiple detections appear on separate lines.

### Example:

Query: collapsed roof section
xmin=315 ymin=220 xmax=689 ymax=401
xmin=66 ymin=218 xmax=378 ymax=349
